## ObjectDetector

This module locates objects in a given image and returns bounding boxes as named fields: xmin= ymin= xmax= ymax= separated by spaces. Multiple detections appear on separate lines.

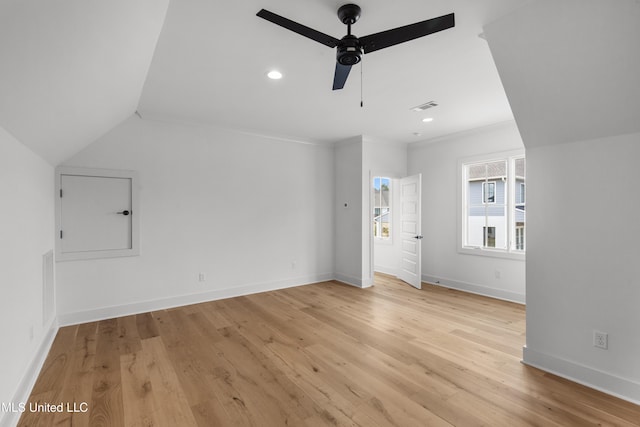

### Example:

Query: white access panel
xmin=56 ymin=167 xmax=139 ymax=261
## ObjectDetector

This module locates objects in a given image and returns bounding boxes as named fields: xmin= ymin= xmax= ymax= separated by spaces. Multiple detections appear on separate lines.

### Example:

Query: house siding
xmin=469 ymin=180 xmax=506 ymax=216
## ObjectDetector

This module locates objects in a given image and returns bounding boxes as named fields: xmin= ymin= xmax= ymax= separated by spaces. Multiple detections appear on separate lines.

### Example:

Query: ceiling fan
xmin=257 ymin=4 xmax=455 ymax=90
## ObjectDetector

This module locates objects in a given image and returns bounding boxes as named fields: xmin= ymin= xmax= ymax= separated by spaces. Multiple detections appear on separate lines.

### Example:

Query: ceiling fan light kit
xmin=257 ymin=3 xmax=454 ymax=91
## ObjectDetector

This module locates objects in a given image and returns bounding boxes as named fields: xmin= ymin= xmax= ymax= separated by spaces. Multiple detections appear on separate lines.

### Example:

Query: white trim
xmin=55 ymin=167 xmax=140 ymax=262
xmin=1 ymin=319 xmax=59 ymax=427
xmin=409 ymin=120 xmax=518 ymax=149
xmin=139 ymin=112 xmax=328 ymax=148
xmin=372 ymin=176 xmax=392 ymax=240
xmin=374 ymin=265 xmax=399 ymax=277
xmin=522 ymin=346 xmax=640 ymax=406
xmin=458 ymin=246 xmax=525 ymax=261
xmin=458 ymin=149 xmax=526 ymax=260
xmin=57 ymin=273 xmax=334 ymax=326
xmin=422 ymin=273 xmax=526 ymax=304
xmin=334 ymin=272 xmax=373 ymax=289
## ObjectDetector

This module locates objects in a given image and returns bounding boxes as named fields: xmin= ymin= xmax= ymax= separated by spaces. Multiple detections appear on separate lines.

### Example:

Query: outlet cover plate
xmin=594 ymin=331 xmax=608 ymax=349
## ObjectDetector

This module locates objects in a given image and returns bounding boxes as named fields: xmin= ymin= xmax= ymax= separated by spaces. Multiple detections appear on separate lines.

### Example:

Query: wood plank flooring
xmin=19 ymin=274 xmax=640 ymax=426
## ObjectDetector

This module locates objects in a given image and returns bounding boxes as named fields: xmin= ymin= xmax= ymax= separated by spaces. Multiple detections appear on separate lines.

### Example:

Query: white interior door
xmin=60 ymin=174 xmax=132 ymax=254
xmin=397 ymin=174 xmax=422 ymax=289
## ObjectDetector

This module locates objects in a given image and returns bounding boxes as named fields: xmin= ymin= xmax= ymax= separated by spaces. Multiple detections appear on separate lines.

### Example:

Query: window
xmin=460 ymin=152 xmax=525 ymax=257
xmin=373 ymin=177 xmax=391 ymax=239
xmin=518 ymin=183 xmax=526 ymax=204
xmin=483 ymin=182 xmax=496 ymax=203
xmin=515 ymin=226 xmax=525 ymax=250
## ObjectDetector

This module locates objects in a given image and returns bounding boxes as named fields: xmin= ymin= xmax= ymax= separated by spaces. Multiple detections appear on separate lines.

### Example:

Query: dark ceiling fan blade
xmin=359 ymin=13 xmax=454 ymax=54
xmin=332 ymin=63 xmax=352 ymax=90
xmin=257 ymin=9 xmax=340 ymax=48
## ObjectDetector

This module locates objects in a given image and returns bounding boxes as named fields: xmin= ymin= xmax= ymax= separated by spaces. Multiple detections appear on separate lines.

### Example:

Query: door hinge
xmin=60 ymin=230 xmax=63 ymax=239
xmin=59 ymin=189 xmax=63 ymax=198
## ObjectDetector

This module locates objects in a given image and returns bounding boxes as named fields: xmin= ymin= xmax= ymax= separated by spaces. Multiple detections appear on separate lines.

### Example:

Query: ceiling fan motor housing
xmin=337 ymin=35 xmax=362 ymax=66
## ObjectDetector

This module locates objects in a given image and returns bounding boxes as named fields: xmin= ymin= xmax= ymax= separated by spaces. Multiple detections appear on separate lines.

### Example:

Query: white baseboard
xmin=522 ymin=346 xmax=640 ymax=405
xmin=422 ymin=273 xmax=525 ymax=304
xmin=58 ymin=273 xmax=334 ymax=327
xmin=1 ymin=319 xmax=59 ymax=427
xmin=334 ymin=272 xmax=372 ymax=288
xmin=373 ymin=265 xmax=398 ymax=277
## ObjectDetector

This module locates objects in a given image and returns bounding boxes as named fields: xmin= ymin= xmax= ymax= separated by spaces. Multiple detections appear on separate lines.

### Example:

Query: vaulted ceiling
xmin=0 ymin=0 xmax=170 ymax=164
xmin=0 ymin=0 xmax=532 ymax=165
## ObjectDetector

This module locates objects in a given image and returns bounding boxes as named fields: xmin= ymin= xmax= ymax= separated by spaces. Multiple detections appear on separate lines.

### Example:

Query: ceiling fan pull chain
xmin=360 ymin=56 xmax=364 ymax=108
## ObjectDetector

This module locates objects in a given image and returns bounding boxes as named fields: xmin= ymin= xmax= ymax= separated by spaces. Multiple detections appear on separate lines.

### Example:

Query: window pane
xmin=514 ymin=157 xmax=526 ymax=251
xmin=373 ymin=177 xmax=391 ymax=239
xmin=483 ymin=182 xmax=496 ymax=203
xmin=465 ymin=160 xmax=508 ymax=250
xmin=483 ymin=226 xmax=496 ymax=248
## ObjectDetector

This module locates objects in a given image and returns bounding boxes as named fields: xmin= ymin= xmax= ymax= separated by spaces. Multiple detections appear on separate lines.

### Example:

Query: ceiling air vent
xmin=410 ymin=101 xmax=438 ymax=112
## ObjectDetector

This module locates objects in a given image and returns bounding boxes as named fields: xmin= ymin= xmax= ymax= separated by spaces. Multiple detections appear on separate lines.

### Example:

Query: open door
xmin=397 ymin=174 xmax=422 ymax=289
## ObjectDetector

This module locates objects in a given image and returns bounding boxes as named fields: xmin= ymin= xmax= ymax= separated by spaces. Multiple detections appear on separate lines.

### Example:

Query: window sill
xmin=458 ymin=246 xmax=525 ymax=261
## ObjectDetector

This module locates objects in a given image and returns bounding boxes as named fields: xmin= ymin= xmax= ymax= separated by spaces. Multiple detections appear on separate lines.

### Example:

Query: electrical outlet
xmin=198 ymin=273 xmax=206 ymax=282
xmin=594 ymin=331 xmax=608 ymax=349
xmin=494 ymin=269 xmax=501 ymax=279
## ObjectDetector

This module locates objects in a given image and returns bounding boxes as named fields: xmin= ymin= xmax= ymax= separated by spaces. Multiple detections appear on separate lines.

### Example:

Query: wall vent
xmin=410 ymin=101 xmax=438 ymax=112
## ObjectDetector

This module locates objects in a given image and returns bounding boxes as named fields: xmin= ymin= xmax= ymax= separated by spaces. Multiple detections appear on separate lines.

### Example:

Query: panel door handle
xmin=414 ymin=235 xmax=423 ymax=239
xmin=117 ymin=210 xmax=131 ymax=216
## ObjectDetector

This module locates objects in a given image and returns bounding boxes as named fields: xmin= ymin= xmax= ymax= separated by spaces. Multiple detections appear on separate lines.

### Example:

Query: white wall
xmin=0 ymin=126 xmax=55 ymax=426
xmin=0 ymin=0 xmax=170 ymax=165
xmin=525 ymin=133 xmax=640 ymax=402
xmin=363 ymin=139 xmax=408 ymax=277
xmin=483 ymin=0 xmax=640 ymax=149
xmin=484 ymin=0 xmax=640 ymax=403
xmin=334 ymin=137 xmax=364 ymax=287
xmin=56 ymin=117 xmax=334 ymax=323
xmin=408 ymin=121 xmax=526 ymax=302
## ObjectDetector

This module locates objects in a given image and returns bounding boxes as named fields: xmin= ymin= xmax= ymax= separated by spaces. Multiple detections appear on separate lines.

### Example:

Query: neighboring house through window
xmin=373 ymin=177 xmax=391 ymax=239
xmin=483 ymin=181 xmax=496 ymax=203
xmin=460 ymin=152 xmax=525 ymax=257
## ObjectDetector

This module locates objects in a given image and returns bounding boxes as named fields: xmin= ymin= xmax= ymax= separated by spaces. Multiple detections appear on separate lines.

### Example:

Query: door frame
xmin=368 ymin=172 xmax=422 ymax=288
xmin=55 ymin=166 xmax=140 ymax=261
xmin=397 ymin=173 xmax=422 ymax=289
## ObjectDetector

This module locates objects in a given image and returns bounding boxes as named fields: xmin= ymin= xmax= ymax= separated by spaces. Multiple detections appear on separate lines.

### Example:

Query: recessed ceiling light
xmin=422 ymin=117 xmax=434 ymax=123
xmin=267 ymin=70 xmax=283 ymax=80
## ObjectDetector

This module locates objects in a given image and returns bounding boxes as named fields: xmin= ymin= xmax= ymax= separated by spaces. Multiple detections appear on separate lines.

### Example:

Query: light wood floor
xmin=19 ymin=274 xmax=640 ymax=426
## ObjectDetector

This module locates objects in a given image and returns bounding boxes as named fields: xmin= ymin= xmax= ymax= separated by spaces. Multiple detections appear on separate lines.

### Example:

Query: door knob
xmin=117 ymin=210 xmax=131 ymax=216
xmin=414 ymin=235 xmax=423 ymax=239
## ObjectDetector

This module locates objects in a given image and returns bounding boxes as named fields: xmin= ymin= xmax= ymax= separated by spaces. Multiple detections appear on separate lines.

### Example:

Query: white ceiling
xmin=0 ymin=0 xmax=533 ymax=164
xmin=139 ymin=0 xmax=531 ymax=144
xmin=0 ymin=0 xmax=170 ymax=165
xmin=485 ymin=0 xmax=640 ymax=148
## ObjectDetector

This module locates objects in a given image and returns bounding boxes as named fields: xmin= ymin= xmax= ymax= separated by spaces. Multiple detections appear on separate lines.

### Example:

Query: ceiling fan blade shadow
xmin=257 ymin=9 xmax=340 ymax=48
xmin=359 ymin=13 xmax=454 ymax=54
xmin=333 ymin=63 xmax=352 ymax=90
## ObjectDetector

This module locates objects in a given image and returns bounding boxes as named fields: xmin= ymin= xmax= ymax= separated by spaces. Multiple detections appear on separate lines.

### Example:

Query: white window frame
xmin=457 ymin=150 xmax=525 ymax=261
xmin=518 ymin=182 xmax=526 ymax=204
xmin=372 ymin=176 xmax=392 ymax=241
xmin=482 ymin=181 xmax=497 ymax=204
